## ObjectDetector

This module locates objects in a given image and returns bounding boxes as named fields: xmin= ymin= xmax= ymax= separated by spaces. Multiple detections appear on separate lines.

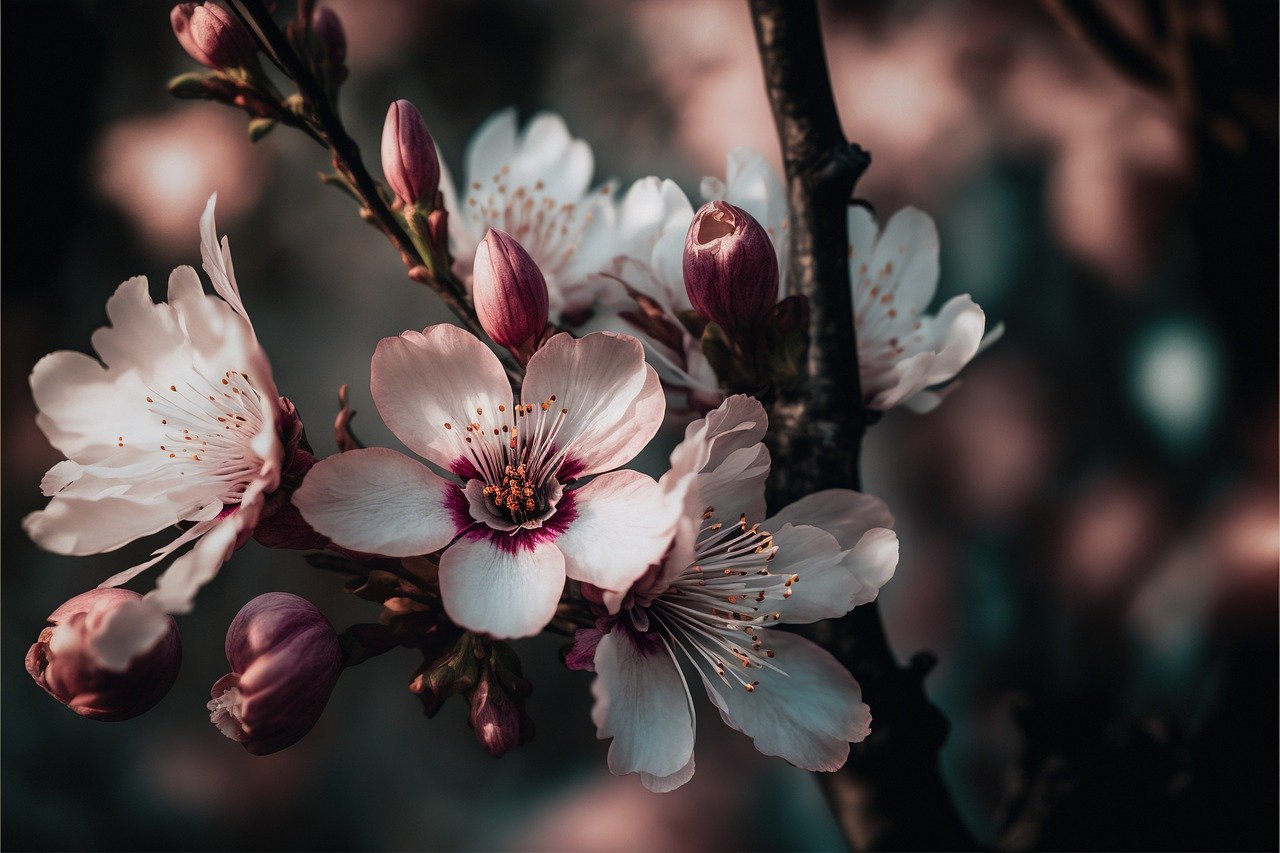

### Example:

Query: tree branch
xmin=233 ymin=0 xmax=486 ymax=340
xmin=747 ymin=1 xmax=976 ymax=848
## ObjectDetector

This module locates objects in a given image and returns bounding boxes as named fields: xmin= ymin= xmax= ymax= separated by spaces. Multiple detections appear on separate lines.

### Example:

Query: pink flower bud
xmin=473 ymin=229 xmax=550 ymax=362
xmin=310 ymin=7 xmax=346 ymax=64
xmin=683 ymin=201 xmax=780 ymax=331
xmin=380 ymin=100 xmax=441 ymax=207
xmin=170 ymin=2 xmax=256 ymax=70
xmin=468 ymin=677 xmax=534 ymax=757
xmin=208 ymin=592 xmax=344 ymax=756
xmin=26 ymin=589 xmax=181 ymax=722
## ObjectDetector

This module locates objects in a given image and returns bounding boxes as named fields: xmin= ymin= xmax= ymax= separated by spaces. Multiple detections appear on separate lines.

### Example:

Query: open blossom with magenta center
xmin=295 ymin=326 xmax=673 ymax=639
xmin=23 ymin=195 xmax=284 ymax=669
xmin=570 ymin=396 xmax=899 ymax=791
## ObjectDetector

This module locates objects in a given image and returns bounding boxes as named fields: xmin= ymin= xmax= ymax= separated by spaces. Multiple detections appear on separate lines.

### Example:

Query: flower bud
xmin=171 ymin=2 xmax=257 ymax=70
xmin=381 ymin=99 xmax=441 ymax=207
xmin=311 ymin=7 xmax=347 ymax=65
xmin=208 ymin=592 xmax=344 ymax=755
xmin=468 ymin=675 xmax=534 ymax=757
xmin=26 ymin=589 xmax=181 ymax=722
xmin=473 ymin=229 xmax=550 ymax=363
xmin=683 ymin=201 xmax=779 ymax=332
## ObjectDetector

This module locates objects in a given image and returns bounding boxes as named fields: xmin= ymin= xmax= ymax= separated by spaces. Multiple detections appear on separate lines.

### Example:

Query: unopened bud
xmin=171 ymin=2 xmax=257 ymax=70
xmin=683 ymin=201 xmax=779 ymax=332
xmin=380 ymin=99 xmax=441 ymax=207
xmin=468 ymin=676 xmax=534 ymax=757
xmin=473 ymin=229 xmax=550 ymax=362
xmin=311 ymin=7 xmax=347 ymax=65
xmin=208 ymin=592 xmax=344 ymax=755
xmin=26 ymin=589 xmax=181 ymax=722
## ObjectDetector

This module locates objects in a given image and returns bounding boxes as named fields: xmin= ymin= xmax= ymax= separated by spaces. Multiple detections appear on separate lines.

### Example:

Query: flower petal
xmin=556 ymin=470 xmax=676 ymax=592
xmin=767 ymin=523 xmax=898 ymax=622
xmin=437 ymin=536 xmax=565 ymax=638
xmin=371 ymin=325 xmax=512 ymax=472
xmin=699 ymin=630 xmax=871 ymax=771
xmin=592 ymin=628 xmax=697 ymax=787
xmin=765 ymin=488 xmax=894 ymax=550
xmin=293 ymin=447 xmax=461 ymax=558
xmin=522 ymin=332 xmax=663 ymax=477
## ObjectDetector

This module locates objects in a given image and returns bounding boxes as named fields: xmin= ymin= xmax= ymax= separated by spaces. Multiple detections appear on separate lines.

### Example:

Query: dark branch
xmin=1039 ymin=0 xmax=1173 ymax=90
xmin=747 ymin=1 xmax=976 ymax=848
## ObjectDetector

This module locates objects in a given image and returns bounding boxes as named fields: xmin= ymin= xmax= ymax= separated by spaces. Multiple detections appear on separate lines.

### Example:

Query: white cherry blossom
xmin=295 ymin=326 xmax=673 ymax=640
xmin=24 ymin=195 xmax=283 ymax=669
xmin=849 ymin=206 xmax=1003 ymax=412
xmin=571 ymin=395 xmax=898 ymax=790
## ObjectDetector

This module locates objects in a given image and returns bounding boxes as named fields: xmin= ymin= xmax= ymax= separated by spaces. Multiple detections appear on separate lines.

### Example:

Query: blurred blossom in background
xmin=3 ymin=0 xmax=1275 ymax=849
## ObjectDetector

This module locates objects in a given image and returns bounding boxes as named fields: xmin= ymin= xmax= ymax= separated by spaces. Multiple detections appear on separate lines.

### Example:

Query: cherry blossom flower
xmin=440 ymin=108 xmax=620 ymax=322
xmin=849 ymin=206 xmax=1002 ymax=412
xmin=294 ymin=326 xmax=673 ymax=639
xmin=570 ymin=395 xmax=898 ymax=790
xmin=23 ymin=194 xmax=283 ymax=669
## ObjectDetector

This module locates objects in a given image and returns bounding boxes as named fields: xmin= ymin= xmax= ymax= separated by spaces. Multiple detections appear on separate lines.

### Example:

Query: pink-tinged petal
xmin=147 ymin=501 xmax=249 ymax=615
xmin=89 ymin=594 xmax=173 ymax=673
xmin=555 ymin=470 xmax=676 ymax=593
xmin=843 ymin=527 xmax=899 ymax=606
xmin=293 ymin=448 xmax=460 ymax=558
xmin=662 ymin=394 xmax=770 ymax=527
xmin=591 ymin=629 xmax=696 ymax=786
xmin=641 ymin=754 xmax=697 ymax=793
xmin=867 ymin=296 xmax=987 ymax=411
xmin=371 ymin=325 xmax=512 ymax=472
xmin=437 ymin=536 xmax=565 ymax=638
xmin=766 ymin=489 xmax=894 ymax=551
xmin=699 ymin=631 xmax=870 ymax=771
xmin=522 ymin=332 xmax=663 ymax=478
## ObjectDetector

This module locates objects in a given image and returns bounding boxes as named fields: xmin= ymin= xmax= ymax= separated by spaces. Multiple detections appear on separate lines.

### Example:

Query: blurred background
xmin=3 ymin=0 xmax=1276 ymax=849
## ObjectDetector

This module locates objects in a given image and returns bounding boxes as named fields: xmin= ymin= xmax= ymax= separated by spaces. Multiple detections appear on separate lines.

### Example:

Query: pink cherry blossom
xmin=295 ymin=327 xmax=673 ymax=639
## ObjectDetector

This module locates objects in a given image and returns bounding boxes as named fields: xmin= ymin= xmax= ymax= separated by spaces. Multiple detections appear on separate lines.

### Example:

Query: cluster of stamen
xmin=446 ymin=393 xmax=575 ymax=526
xmin=136 ymin=369 xmax=264 ymax=503
xmin=642 ymin=506 xmax=799 ymax=694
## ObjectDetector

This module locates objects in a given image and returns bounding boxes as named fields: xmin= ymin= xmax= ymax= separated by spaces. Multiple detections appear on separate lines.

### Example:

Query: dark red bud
xmin=683 ymin=201 xmax=779 ymax=332
xmin=207 ymin=592 xmax=344 ymax=755
xmin=171 ymin=2 xmax=257 ymax=70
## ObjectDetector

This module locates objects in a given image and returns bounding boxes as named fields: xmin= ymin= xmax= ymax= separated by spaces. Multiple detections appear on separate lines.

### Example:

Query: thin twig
xmin=232 ymin=0 xmax=487 ymax=341
xmin=747 ymin=1 xmax=976 ymax=849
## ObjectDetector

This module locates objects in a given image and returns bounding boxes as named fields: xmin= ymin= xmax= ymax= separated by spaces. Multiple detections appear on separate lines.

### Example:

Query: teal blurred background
xmin=3 ymin=1 xmax=1276 ymax=849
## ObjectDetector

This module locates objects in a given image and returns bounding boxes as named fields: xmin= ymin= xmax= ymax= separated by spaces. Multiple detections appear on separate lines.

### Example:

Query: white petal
xmin=872 ymin=206 xmax=939 ymax=313
xmin=199 ymin=193 xmax=250 ymax=320
xmin=87 ymin=277 xmax=186 ymax=373
xmin=522 ymin=332 xmax=663 ymax=477
xmin=556 ymin=470 xmax=676 ymax=592
xmin=766 ymin=488 xmax=894 ymax=550
xmin=592 ymin=629 xmax=696 ymax=785
xmin=768 ymin=522 xmax=898 ymax=622
xmin=465 ymin=107 xmax=519 ymax=194
xmin=371 ymin=325 xmax=512 ymax=472
xmin=23 ymin=483 xmax=211 ymax=556
xmin=437 ymin=536 xmax=565 ymax=638
xmin=293 ymin=448 xmax=461 ymax=557
xmin=146 ymin=502 xmax=247 ymax=614
xmin=699 ymin=631 xmax=871 ymax=771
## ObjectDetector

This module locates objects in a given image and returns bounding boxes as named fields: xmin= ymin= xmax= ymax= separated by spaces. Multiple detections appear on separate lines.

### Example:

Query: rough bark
xmin=747 ymin=1 xmax=977 ymax=848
